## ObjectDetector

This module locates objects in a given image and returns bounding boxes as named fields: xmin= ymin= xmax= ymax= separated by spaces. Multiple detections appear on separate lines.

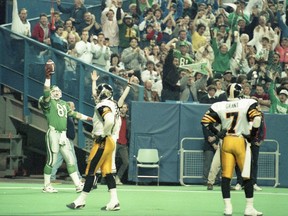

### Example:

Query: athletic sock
xmin=74 ymin=192 xmax=88 ymax=205
xmin=70 ymin=172 xmax=81 ymax=187
xmin=44 ymin=174 xmax=51 ymax=187
xmin=110 ymin=188 xmax=119 ymax=204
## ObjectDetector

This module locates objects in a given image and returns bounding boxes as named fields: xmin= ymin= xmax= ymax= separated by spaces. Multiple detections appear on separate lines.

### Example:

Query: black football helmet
xmin=96 ymin=83 xmax=113 ymax=101
xmin=226 ymin=83 xmax=242 ymax=99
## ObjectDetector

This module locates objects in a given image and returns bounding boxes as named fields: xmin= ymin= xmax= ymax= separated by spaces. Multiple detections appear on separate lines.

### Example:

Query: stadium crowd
xmin=11 ymin=0 xmax=288 ymax=113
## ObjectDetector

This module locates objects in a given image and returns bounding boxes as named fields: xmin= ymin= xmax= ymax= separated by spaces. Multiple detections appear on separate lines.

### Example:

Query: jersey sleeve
xmin=201 ymin=107 xmax=221 ymax=125
xmin=247 ymin=101 xmax=262 ymax=122
xmin=97 ymin=106 xmax=112 ymax=119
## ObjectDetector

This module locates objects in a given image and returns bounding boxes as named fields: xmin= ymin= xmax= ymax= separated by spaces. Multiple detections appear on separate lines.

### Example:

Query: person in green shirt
xmin=173 ymin=41 xmax=194 ymax=66
xmin=39 ymin=60 xmax=92 ymax=193
xmin=268 ymin=73 xmax=288 ymax=114
xmin=211 ymin=30 xmax=238 ymax=76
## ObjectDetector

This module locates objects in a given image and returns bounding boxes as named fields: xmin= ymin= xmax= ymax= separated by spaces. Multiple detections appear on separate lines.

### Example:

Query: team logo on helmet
xmin=96 ymin=83 xmax=113 ymax=101
xmin=226 ymin=83 xmax=242 ymax=100
xmin=50 ymin=85 xmax=62 ymax=100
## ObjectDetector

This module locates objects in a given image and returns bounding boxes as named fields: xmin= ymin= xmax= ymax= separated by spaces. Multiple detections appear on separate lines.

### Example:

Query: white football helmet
xmin=96 ymin=83 xmax=113 ymax=101
xmin=50 ymin=85 xmax=62 ymax=100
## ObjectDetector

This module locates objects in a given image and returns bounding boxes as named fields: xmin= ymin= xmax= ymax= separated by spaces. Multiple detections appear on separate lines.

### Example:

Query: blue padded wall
xmin=129 ymin=101 xmax=288 ymax=187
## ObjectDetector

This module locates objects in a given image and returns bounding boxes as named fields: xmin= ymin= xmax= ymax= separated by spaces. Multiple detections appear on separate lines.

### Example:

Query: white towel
xmin=242 ymin=140 xmax=251 ymax=178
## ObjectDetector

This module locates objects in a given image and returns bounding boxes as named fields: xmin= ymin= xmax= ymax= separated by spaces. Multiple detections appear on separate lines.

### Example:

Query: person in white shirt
xmin=101 ymin=0 xmax=124 ymax=54
xmin=11 ymin=0 xmax=31 ymax=67
xmin=141 ymin=61 xmax=160 ymax=84
xmin=92 ymin=32 xmax=111 ymax=70
xmin=75 ymin=29 xmax=96 ymax=64
xmin=11 ymin=0 xmax=31 ymax=37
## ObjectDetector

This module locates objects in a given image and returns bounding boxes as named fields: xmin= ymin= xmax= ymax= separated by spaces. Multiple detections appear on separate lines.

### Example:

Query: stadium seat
xmin=134 ymin=149 xmax=162 ymax=186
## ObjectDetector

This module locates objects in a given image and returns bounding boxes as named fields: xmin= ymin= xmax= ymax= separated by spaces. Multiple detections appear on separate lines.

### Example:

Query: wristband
xmin=44 ymin=79 xmax=51 ymax=87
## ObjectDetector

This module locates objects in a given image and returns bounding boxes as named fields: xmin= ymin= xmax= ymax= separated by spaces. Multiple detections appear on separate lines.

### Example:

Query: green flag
xmin=179 ymin=62 xmax=208 ymax=75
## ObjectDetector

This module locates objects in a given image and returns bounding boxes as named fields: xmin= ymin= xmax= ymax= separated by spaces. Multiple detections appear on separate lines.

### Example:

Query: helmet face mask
xmin=50 ymin=86 xmax=62 ymax=100
xmin=96 ymin=83 xmax=113 ymax=101
xmin=227 ymin=83 xmax=243 ymax=100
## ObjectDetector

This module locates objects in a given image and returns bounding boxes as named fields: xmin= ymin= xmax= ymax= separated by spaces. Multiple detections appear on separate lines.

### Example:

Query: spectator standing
xmin=53 ymin=11 xmax=64 ymax=27
xmin=195 ymin=43 xmax=214 ymax=72
xmin=56 ymin=0 xmax=87 ymax=32
xmin=211 ymin=31 xmax=238 ymax=76
xmin=11 ymin=0 xmax=31 ymax=67
xmin=11 ymin=0 xmax=31 ymax=37
xmin=50 ymin=24 xmax=68 ymax=53
xmin=51 ymin=101 xmax=82 ymax=182
xmin=251 ymin=112 xmax=266 ymax=191
xmin=66 ymin=32 xmax=80 ymax=47
xmin=199 ymin=85 xmax=218 ymax=104
xmin=61 ymin=19 xmax=80 ymax=40
xmin=275 ymin=37 xmax=288 ymax=65
xmin=247 ymin=16 xmax=276 ymax=54
xmin=161 ymin=44 xmax=181 ymax=102
xmin=50 ymin=23 xmax=68 ymax=88
xmin=75 ymin=29 xmax=96 ymax=64
xmin=32 ymin=13 xmax=52 ymax=45
xmin=202 ymin=123 xmax=220 ymax=187
xmin=121 ymin=37 xmax=147 ymax=82
xmin=179 ymin=70 xmax=208 ymax=103
xmin=251 ymin=84 xmax=270 ymax=112
xmin=268 ymin=74 xmax=288 ymax=114
xmin=141 ymin=61 xmax=160 ymax=84
xmin=115 ymin=103 xmax=130 ymax=185
xmin=146 ymin=45 xmax=161 ymax=64
xmin=174 ymin=41 xmax=194 ymax=66
xmin=242 ymin=83 xmax=252 ymax=99
xmin=63 ymin=44 xmax=78 ymax=95
xmin=78 ymin=12 xmax=102 ymax=37
xmin=92 ymin=32 xmax=111 ymax=70
xmin=117 ymin=13 xmax=139 ymax=53
xmin=144 ymin=80 xmax=161 ymax=102
xmin=101 ymin=9 xmax=119 ymax=54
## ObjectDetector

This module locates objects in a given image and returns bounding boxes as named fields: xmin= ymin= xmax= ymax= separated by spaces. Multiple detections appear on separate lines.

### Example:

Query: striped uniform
xmin=86 ymin=99 xmax=120 ymax=177
xmin=201 ymin=98 xmax=261 ymax=179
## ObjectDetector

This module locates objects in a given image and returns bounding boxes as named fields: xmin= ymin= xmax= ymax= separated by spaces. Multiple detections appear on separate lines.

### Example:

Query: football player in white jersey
xmin=66 ymin=71 xmax=132 ymax=211
xmin=201 ymin=83 xmax=263 ymax=216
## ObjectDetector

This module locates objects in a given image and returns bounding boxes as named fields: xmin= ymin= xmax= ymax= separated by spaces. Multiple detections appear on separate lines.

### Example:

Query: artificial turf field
xmin=0 ymin=179 xmax=287 ymax=216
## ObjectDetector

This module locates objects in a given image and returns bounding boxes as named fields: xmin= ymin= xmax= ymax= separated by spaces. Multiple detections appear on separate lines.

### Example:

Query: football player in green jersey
xmin=39 ymin=60 xmax=92 ymax=193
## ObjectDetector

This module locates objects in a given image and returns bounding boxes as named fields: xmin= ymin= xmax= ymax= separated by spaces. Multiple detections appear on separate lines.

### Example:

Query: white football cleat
xmin=115 ymin=176 xmax=123 ymax=185
xmin=234 ymin=183 xmax=242 ymax=191
xmin=224 ymin=206 xmax=232 ymax=216
xmin=253 ymin=184 xmax=262 ymax=191
xmin=101 ymin=202 xmax=120 ymax=211
xmin=76 ymin=182 xmax=84 ymax=193
xmin=43 ymin=184 xmax=58 ymax=193
xmin=244 ymin=207 xmax=263 ymax=216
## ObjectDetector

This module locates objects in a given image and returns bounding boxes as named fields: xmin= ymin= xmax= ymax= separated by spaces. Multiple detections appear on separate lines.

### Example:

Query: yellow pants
xmin=221 ymin=136 xmax=246 ymax=179
xmin=85 ymin=136 xmax=115 ymax=177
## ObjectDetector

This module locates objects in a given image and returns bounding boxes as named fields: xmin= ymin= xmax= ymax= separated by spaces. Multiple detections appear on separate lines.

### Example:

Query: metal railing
xmin=179 ymin=137 xmax=280 ymax=187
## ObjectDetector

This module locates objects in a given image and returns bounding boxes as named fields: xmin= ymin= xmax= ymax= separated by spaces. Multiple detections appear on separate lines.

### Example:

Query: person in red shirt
xmin=115 ymin=103 xmax=130 ymax=185
xmin=251 ymin=84 xmax=271 ymax=112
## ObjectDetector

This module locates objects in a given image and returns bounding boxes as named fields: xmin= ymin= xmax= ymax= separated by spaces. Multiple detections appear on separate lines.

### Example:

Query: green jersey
xmin=173 ymin=50 xmax=194 ymax=66
xmin=39 ymin=87 xmax=77 ymax=131
xmin=268 ymin=82 xmax=288 ymax=114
